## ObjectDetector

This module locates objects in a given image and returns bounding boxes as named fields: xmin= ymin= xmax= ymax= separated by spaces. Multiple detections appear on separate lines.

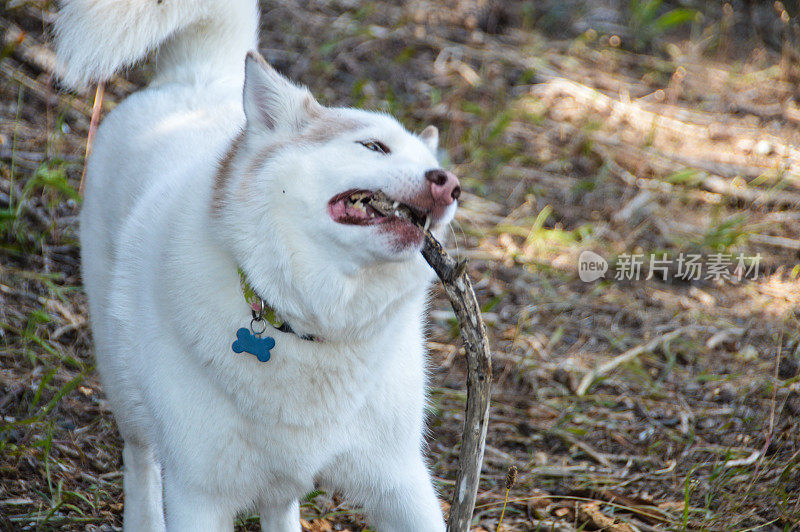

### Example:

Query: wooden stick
xmin=368 ymin=191 xmax=492 ymax=531
xmin=420 ymin=232 xmax=492 ymax=532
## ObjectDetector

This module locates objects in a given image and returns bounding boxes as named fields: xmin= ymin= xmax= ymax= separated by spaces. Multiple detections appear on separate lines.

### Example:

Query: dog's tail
xmin=54 ymin=0 xmax=259 ymax=89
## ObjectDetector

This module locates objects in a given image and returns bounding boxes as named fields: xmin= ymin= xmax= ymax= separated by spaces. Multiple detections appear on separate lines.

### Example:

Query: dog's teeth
xmin=392 ymin=201 xmax=399 ymax=209
xmin=394 ymin=210 xmax=400 ymax=217
xmin=423 ymin=216 xmax=431 ymax=231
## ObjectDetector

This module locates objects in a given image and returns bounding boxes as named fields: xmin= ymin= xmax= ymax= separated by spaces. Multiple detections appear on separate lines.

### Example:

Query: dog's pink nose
xmin=425 ymin=169 xmax=461 ymax=207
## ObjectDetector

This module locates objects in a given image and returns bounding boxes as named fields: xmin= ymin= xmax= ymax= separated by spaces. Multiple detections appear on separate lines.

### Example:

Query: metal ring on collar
xmin=250 ymin=317 xmax=268 ymax=336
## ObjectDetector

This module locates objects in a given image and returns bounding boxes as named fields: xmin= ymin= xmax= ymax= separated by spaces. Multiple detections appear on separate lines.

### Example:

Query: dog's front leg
xmin=363 ymin=455 xmax=446 ymax=532
xmin=323 ymin=451 xmax=445 ymax=532
xmin=122 ymin=441 xmax=166 ymax=532
xmin=162 ymin=468 xmax=235 ymax=531
xmin=258 ymin=498 xmax=300 ymax=532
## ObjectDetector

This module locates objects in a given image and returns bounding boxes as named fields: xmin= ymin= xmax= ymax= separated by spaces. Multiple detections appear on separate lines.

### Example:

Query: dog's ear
xmin=419 ymin=125 xmax=439 ymax=152
xmin=243 ymin=51 xmax=322 ymax=133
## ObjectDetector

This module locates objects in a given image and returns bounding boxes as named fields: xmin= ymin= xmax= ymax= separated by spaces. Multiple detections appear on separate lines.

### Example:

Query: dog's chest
xmin=219 ymin=336 xmax=404 ymax=428
xmin=191 ymin=335 xmax=424 ymax=492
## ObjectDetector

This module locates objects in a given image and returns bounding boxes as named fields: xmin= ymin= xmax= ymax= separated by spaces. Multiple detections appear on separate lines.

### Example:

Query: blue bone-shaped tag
xmin=231 ymin=328 xmax=275 ymax=362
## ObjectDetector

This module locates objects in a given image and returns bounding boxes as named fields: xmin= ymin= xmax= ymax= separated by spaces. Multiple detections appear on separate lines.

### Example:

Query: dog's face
xmin=310 ymin=111 xmax=457 ymax=262
xmin=214 ymin=52 xmax=459 ymax=332
xmin=228 ymin=53 xmax=458 ymax=264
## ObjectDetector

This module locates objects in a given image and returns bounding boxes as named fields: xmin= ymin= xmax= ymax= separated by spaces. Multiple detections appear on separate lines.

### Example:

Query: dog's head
xmin=212 ymin=52 xmax=459 ymax=336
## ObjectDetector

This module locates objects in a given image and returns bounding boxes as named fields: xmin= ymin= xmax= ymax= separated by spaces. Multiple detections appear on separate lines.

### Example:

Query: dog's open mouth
xmin=328 ymin=189 xmax=430 ymax=232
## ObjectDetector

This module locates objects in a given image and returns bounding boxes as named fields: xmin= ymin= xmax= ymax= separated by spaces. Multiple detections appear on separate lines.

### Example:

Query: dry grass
xmin=1 ymin=1 xmax=799 ymax=530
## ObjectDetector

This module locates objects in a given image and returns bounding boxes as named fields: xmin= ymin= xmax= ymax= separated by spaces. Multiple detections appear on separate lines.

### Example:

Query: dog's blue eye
xmin=358 ymin=140 xmax=390 ymax=155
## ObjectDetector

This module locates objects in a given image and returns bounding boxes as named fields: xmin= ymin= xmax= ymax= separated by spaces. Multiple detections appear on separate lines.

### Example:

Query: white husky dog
xmin=55 ymin=1 xmax=461 ymax=530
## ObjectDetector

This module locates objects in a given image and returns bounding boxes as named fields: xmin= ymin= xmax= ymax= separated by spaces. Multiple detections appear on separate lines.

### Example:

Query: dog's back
xmin=57 ymin=0 xmax=257 ymax=311
xmin=60 ymin=0 xmax=258 ymax=384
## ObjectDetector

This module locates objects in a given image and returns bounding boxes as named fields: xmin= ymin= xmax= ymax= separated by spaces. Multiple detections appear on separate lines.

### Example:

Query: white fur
xmin=55 ymin=0 xmax=258 ymax=89
xmin=58 ymin=1 xmax=454 ymax=530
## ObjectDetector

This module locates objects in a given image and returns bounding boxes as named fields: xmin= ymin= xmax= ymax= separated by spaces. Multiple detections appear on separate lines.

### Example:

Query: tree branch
xmin=421 ymin=231 xmax=493 ymax=532
xmin=366 ymin=190 xmax=493 ymax=531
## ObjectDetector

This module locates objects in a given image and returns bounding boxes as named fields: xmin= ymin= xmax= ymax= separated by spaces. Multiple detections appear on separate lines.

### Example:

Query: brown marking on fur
xmin=211 ymin=130 xmax=245 ymax=215
xmin=300 ymin=113 xmax=366 ymax=144
xmin=246 ymin=50 xmax=273 ymax=74
xmin=303 ymin=95 xmax=324 ymax=121
xmin=213 ymin=111 xmax=367 ymax=215
xmin=232 ymin=140 xmax=293 ymax=205
xmin=247 ymin=141 xmax=289 ymax=177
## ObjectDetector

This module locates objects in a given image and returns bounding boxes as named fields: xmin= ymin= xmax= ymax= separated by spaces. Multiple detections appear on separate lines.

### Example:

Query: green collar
xmin=237 ymin=268 xmax=321 ymax=342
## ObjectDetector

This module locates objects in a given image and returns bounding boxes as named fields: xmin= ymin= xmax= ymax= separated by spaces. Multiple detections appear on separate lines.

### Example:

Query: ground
xmin=1 ymin=1 xmax=799 ymax=530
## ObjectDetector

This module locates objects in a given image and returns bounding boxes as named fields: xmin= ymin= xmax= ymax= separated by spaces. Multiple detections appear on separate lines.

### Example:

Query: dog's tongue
xmin=328 ymin=199 xmax=349 ymax=220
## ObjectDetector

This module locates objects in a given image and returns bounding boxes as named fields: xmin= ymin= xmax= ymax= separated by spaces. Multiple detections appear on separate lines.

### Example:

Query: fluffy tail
xmin=54 ymin=0 xmax=259 ymax=89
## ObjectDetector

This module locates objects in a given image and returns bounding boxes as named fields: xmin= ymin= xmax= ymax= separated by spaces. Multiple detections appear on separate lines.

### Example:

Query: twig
xmin=534 ymin=77 xmax=800 ymax=166
xmin=421 ymin=231 xmax=492 ymax=532
xmin=588 ymin=128 xmax=800 ymax=208
xmin=0 ymin=19 xmax=62 ymax=78
xmin=0 ymin=148 xmax=81 ymax=163
xmin=533 ymin=78 xmax=712 ymax=141
xmin=576 ymin=327 xmax=690 ymax=396
xmin=548 ymin=428 xmax=612 ymax=467
xmin=79 ymin=83 xmax=104 ymax=195
xmin=0 ymin=61 xmax=90 ymax=123
xmin=578 ymin=502 xmax=637 ymax=532
xmin=722 ymin=450 xmax=762 ymax=468
xmin=368 ymin=191 xmax=492 ymax=531
xmin=749 ymin=233 xmax=800 ymax=251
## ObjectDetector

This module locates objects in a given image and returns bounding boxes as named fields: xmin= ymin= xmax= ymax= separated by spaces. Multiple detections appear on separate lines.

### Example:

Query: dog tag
xmin=231 ymin=327 xmax=275 ymax=362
